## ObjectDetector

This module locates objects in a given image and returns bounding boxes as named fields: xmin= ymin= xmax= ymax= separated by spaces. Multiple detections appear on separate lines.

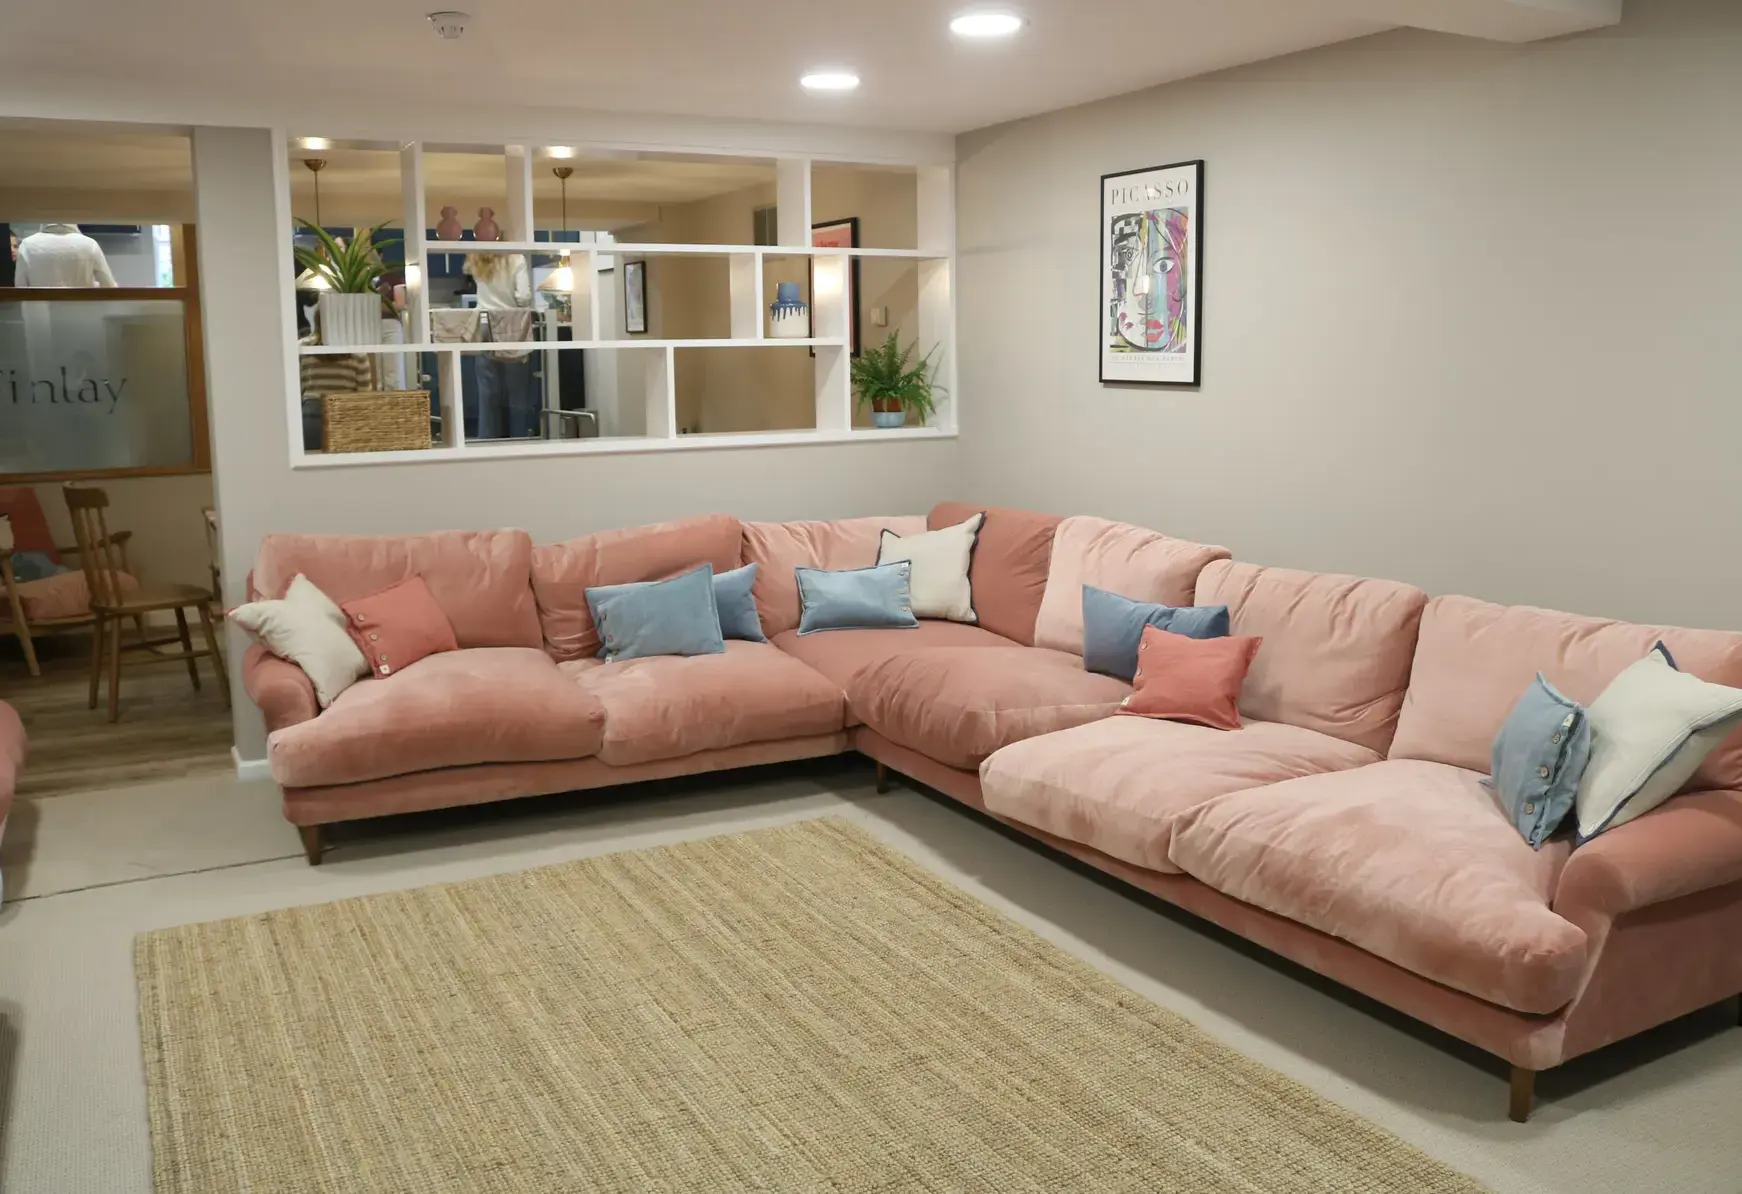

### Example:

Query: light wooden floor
xmin=0 ymin=627 xmax=234 ymax=799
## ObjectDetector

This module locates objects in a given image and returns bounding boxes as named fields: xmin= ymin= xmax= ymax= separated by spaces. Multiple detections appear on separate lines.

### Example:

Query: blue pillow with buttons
xmin=1487 ymin=673 xmax=1592 ymax=848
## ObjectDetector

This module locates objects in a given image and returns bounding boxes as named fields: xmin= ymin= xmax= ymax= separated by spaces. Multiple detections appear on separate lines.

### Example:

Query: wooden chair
xmin=0 ymin=485 xmax=134 ymax=677
xmin=64 ymin=486 xmax=230 ymax=722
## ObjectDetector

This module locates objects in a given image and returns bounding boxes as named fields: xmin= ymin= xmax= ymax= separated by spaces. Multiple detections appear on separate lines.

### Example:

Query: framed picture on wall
xmin=1100 ymin=160 xmax=1203 ymax=386
xmin=624 ymin=260 xmax=647 ymax=334
xmin=810 ymin=217 xmax=862 ymax=356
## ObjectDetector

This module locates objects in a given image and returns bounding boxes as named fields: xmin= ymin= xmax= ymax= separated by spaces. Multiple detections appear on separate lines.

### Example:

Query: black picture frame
xmin=623 ymin=260 xmax=647 ymax=335
xmin=809 ymin=216 xmax=862 ymax=357
xmin=1099 ymin=159 xmax=1204 ymax=387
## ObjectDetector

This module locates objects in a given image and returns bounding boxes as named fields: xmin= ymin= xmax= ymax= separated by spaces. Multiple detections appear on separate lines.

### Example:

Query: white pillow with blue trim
xmin=1574 ymin=643 xmax=1742 ymax=842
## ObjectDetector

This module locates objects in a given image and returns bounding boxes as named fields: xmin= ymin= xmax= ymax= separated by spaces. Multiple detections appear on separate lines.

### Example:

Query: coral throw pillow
xmin=1120 ymin=624 xmax=1263 ymax=731
xmin=341 ymin=576 xmax=458 ymax=678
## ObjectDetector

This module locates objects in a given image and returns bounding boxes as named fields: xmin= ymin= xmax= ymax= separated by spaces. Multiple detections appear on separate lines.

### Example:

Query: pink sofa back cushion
xmin=253 ymin=529 xmax=541 ymax=650
xmin=742 ymin=515 xmax=926 ymax=637
xmin=531 ymin=514 xmax=743 ymax=661
xmin=1032 ymin=516 xmax=1230 ymax=656
xmin=1391 ymin=594 xmax=1742 ymax=792
xmin=1195 ymin=560 xmax=1428 ymax=756
xmin=929 ymin=501 xmax=1062 ymax=646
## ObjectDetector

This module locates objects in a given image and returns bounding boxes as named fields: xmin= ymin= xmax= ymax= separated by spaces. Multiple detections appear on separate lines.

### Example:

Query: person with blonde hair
xmin=463 ymin=252 xmax=536 ymax=438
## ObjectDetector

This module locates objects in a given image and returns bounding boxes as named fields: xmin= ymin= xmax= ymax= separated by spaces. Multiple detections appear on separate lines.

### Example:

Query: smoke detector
xmin=427 ymin=11 xmax=470 ymax=39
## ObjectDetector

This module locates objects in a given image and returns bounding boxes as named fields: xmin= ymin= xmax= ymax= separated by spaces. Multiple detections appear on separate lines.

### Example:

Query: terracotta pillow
xmin=341 ymin=576 xmax=459 ymax=678
xmin=1120 ymin=624 xmax=1263 ymax=731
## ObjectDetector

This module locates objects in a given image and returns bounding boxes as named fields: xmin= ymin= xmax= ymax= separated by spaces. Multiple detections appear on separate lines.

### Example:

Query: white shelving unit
xmin=289 ymin=143 xmax=956 ymax=467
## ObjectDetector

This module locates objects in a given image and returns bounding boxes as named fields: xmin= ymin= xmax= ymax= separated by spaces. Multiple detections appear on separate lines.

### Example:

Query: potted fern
xmin=851 ymin=331 xmax=943 ymax=429
xmin=294 ymin=218 xmax=401 ymax=347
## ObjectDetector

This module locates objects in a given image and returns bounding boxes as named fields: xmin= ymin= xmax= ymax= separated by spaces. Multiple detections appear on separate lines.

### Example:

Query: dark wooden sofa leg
xmin=298 ymin=824 xmax=325 ymax=867
xmin=874 ymin=761 xmax=891 ymax=794
xmin=1508 ymin=1066 xmax=1535 ymax=1123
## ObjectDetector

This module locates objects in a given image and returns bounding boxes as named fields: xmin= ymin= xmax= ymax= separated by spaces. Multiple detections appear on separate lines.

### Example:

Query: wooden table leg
xmin=1509 ymin=1066 xmax=1535 ymax=1124
xmin=875 ymin=761 xmax=891 ymax=794
xmin=174 ymin=607 xmax=201 ymax=690
xmin=196 ymin=603 xmax=231 ymax=705
xmin=87 ymin=617 xmax=104 ymax=709
xmin=106 ymin=616 xmax=123 ymax=722
xmin=298 ymin=824 xmax=325 ymax=867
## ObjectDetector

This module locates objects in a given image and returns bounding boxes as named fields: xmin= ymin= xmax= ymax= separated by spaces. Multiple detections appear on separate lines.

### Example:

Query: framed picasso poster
xmin=1100 ymin=160 xmax=1203 ymax=386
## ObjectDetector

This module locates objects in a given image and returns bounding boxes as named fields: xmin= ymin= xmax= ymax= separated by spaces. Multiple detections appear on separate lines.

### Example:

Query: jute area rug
xmin=137 ymin=817 xmax=1484 ymax=1193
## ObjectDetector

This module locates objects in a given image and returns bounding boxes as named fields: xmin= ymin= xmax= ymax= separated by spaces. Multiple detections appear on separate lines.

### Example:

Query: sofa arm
xmin=1554 ymin=790 xmax=1742 ymax=923
xmin=243 ymin=643 xmax=319 ymax=733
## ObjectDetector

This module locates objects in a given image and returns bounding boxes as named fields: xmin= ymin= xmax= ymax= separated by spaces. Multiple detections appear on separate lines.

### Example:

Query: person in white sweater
xmin=16 ymin=224 xmax=117 ymax=288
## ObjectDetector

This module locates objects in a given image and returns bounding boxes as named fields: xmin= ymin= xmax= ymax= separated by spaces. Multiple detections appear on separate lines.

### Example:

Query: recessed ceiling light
xmin=951 ymin=11 xmax=1024 ymax=38
xmin=800 ymin=71 xmax=860 ymax=92
xmin=299 ymin=137 xmax=332 ymax=151
xmin=546 ymin=146 xmax=576 ymax=159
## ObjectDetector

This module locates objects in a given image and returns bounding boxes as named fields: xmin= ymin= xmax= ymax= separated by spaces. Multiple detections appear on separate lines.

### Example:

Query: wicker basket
xmin=321 ymin=390 xmax=432 ymax=453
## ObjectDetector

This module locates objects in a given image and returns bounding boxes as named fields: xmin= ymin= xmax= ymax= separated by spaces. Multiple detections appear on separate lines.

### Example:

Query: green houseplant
xmin=294 ymin=218 xmax=401 ymax=348
xmin=851 ymin=331 xmax=943 ymax=429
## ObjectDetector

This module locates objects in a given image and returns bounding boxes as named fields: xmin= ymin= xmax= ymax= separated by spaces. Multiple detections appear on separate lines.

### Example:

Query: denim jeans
xmin=476 ymin=355 xmax=538 ymax=439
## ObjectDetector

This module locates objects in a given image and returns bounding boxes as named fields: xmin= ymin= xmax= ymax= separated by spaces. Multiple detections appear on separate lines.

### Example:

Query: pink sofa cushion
xmin=929 ymin=502 xmax=1062 ymax=646
xmin=1032 ymin=516 xmax=1230 ymax=656
xmin=742 ymin=516 xmax=926 ymax=638
xmin=14 ymin=569 xmax=137 ymax=621
xmin=849 ymin=645 xmax=1130 ymax=771
xmin=254 ymin=530 xmax=541 ymax=650
xmin=0 ymin=699 xmax=23 ymax=827
xmin=981 ymin=716 xmax=1380 ymax=873
xmin=771 ymin=621 xmax=1013 ymax=725
xmin=1390 ymin=594 xmax=1742 ymax=793
xmin=561 ymin=641 xmax=846 ymax=767
xmin=531 ymin=514 xmax=743 ymax=661
xmin=268 ymin=647 xmax=606 ymax=789
xmin=341 ymin=576 xmax=458 ymax=678
xmin=1169 ymin=759 xmax=1587 ymax=1014
xmin=1194 ymin=560 xmax=1428 ymax=755
xmin=1122 ymin=626 xmax=1263 ymax=731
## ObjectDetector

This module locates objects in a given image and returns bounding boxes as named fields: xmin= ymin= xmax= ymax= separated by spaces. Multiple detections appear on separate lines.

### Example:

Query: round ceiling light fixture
xmin=800 ymin=70 xmax=860 ymax=92
xmin=427 ymin=11 xmax=470 ymax=39
xmin=950 ymin=11 xmax=1024 ymax=38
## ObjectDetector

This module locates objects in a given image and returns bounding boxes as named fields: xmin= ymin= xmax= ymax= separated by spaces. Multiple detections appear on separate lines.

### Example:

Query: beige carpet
xmin=136 ymin=817 xmax=1482 ymax=1193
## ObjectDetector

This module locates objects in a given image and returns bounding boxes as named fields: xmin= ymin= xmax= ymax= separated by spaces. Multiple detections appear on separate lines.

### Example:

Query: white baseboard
xmin=232 ymin=747 xmax=272 ymax=782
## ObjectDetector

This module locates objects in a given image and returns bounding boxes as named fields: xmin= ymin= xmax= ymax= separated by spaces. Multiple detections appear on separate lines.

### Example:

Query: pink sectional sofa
xmin=242 ymin=503 xmax=1742 ymax=1122
xmin=0 ymin=698 xmax=22 ymax=900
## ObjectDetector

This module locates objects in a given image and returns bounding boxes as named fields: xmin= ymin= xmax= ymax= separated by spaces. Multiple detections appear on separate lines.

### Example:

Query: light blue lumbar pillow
xmin=795 ymin=561 xmax=918 ymax=635
xmin=1081 ymin=584 xmax=1231 ymax=681
xmin=711 ymin=562 xmax=767 ymax=643
xmin=585 ymin=564 xmax=726 ymax=662
xmin=1487 ymin=673 xmax=1592 ymax=849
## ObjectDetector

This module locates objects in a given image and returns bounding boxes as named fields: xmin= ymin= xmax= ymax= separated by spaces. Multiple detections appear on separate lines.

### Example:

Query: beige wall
xmin=955 ymin=0 xmax=1742 ymax=631
xmin=193 ymin=128 xmax=959 ymax=761
xmin=28 ymin=474 xmax=215 ymax=591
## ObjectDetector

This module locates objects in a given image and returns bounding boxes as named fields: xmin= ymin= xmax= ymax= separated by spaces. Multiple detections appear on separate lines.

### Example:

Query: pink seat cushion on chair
xmin=268 ymin=647 xmax=607 ymax=788
xmin=1169 ymin=759 xmax=1587 ymax=1014
xmin=15 ymin=569 xmax=137 ymax=621
xmin=561 ymin=641 xmax=847 ymax=766
xmin=981 ymin=716 xmax=1381 ymax=873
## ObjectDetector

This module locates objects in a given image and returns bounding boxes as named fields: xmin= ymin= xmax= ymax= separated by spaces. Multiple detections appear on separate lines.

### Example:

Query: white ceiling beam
xmin=1343 ymin=0 xmax=1623 ymax=42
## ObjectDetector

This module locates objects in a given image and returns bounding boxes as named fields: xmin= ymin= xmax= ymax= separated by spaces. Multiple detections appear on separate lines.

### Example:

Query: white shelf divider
xmin=729 ymin=251 xmax=764 ymax=340
xmin=644 ymin=346 xmax=676 ymax=439
xmin=776 ymin=159 xmax=812 ymax=248
xmin=400 ymin=141 xmax=429 ymax=347
xmin=814 ymin=344 xmax=851 ymax=432
xmin=437 ymin=350 xmax=465 ymax=448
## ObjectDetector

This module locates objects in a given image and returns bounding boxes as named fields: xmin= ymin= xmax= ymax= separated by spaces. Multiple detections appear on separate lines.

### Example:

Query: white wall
xmin=955 ymin=0 xmax=1742 ymax=631
xmin=193 ymin=128 xmax=959 ymax=760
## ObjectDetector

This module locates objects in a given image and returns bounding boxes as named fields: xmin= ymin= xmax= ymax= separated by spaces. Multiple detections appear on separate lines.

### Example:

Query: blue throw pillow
xmin=585 ymin=565 xmax=726 ymax=662
xmin=8 ymin=551 xmax=68 ymax=583
xmin=1487 ymin=673 xmax=1591 ymax=849
xmin=795 ymin=561 xmax=918 ymax=635
xmin=1081 ymin=584 xmax=1231 ymax=681
xmin=712 ymin=563 xmax=767 ymax=643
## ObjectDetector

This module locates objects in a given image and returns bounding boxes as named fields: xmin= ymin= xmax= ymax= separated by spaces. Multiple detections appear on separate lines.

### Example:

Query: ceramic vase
xmin=871 ymin=403 xmax=907 ymax=429
xmin=768 ymin=281 xmax=809 ymax=339
xmin=435 ymin=206 xmax=463 ymax=240
xmin=474 ymin=207 xmax=501 ymax=242
xmin=317 ymin=292 xmax=383 ymax=348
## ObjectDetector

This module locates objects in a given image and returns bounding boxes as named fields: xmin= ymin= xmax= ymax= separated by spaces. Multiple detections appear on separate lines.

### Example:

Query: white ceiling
xmin=0 ymin=0 xmax=1621 ymax=136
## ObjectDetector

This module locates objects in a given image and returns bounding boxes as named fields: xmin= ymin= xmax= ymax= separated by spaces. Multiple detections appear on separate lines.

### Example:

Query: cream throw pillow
xmin=1574 ymin=646 xmax=1742 ymax=842
xmin=876 ymin=513 xmax=983 ymax=623
xmin=231 ymin=574 xmax=369 ymax=708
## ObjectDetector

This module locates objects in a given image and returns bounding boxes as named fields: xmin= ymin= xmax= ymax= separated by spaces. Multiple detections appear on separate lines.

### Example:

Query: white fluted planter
xmin=318 ymin=293 xmax=383 ymax=347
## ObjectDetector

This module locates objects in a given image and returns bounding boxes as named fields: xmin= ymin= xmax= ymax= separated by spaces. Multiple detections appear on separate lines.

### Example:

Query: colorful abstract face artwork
xmin=1100 ymin=161 xmax=1203 ymax=385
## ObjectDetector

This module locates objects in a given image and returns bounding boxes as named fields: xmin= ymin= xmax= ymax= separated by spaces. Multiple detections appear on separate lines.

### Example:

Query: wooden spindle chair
xmin=63 ymin=486 xmax=230 ymax=722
